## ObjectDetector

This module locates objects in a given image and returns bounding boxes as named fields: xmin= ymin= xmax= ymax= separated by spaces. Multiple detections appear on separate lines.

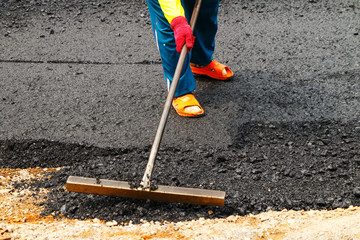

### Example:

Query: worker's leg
xmin=182 ymin=0 xmax=219 ymax=66
xmin=183 ymin=0 xmax=233 ymax=80
xmin=147 ymin=0 xmax=196 ymax=98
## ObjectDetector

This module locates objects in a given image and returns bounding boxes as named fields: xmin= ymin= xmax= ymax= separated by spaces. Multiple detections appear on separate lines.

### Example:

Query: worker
xmin=147 ymin=0 xmax=233 ymax=117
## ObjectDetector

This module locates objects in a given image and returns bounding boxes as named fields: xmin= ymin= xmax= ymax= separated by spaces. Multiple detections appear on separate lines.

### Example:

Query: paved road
xmin=1 ymin=0 xmax=359 ymax=149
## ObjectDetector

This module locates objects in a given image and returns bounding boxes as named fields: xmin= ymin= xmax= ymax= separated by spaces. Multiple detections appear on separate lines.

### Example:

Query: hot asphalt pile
xmin=1 ymin=0 xmax=359 ymax=224
xmin=1 ymin=120 xmax=360 ymax=223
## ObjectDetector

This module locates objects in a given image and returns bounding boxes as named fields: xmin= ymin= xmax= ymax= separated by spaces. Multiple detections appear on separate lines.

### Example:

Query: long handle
xmin=140 ymin=0 xmax=203 ymax=189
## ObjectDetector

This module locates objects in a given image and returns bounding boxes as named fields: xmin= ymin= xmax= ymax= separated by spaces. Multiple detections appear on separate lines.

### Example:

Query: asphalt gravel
xmin=0 ymin=0 xmax=359 ymax=223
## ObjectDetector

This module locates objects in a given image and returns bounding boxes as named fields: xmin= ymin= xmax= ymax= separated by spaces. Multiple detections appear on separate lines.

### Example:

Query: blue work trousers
xmin=147 ymin=0 xmax=219 ymax=97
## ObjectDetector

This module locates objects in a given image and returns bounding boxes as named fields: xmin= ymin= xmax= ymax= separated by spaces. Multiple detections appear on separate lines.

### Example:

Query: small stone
xmin=252 ymin=169 xmax=263 ymax=174
xmin=216 ymin=155 xmax=227 ymax=163
xmin=339 ymin=173 xmax=349 ymax=179
xmin=106 ymin=220 xmax=118 ymax=227
xmin=315 ymin=198 xmax=326 ymax=206
xmin=70 ymin=192 xmax=78 ymax=199
xmin=253 ymin=175 xmax=261 ymax=181
xmin=340 ymin=199 xmax=352 ymax=208
xmin=326 ymin=197 xmax=334 ymax=204
xmin=327 ymin=164 xmax=337 ymax=171
xmin=60 ymin=204 xmax=66 ymax=214
xmin=353 ymin=188 xmax=360 ymax=198
xmin=348 ymin=205 xmax=357 ymax=211
xmin=320 ymin=150 xmax=328 ymax=157
xmin=226 ymin=215 xmax=237 ymax=222
xmin=301 ymin=170 xmax=312 ymax=176
xmin=67 ymin=206 xmax=78 ymax=214
xmin=137 ymin=207 xmax=147 ymax=217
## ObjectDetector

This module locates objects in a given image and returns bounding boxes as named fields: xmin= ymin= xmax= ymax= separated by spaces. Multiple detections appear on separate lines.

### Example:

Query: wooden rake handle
xmin=140 ymin=0 xmax=203 ymax=189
